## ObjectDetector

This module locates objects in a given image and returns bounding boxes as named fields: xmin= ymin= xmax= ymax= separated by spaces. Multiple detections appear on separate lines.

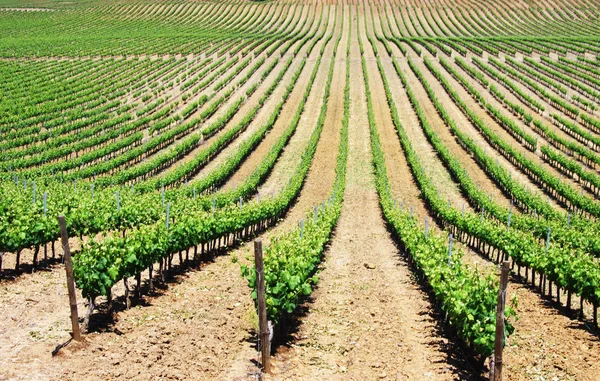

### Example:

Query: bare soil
xmin=394 ymin=54 xmax=513 ymax=210
xmin=263 ymin=6 xmax=344 ymax=234
xmin=456 ymin=226 xmax=600 ymax=381
xmin=360 ymin=15 xmax=432 ymax=227
xmin=436 ymin=53 xmax=591 ymax=197
xmin=199 ymin=7 xmax=317 ymax=187
xmin=0 ymin=242 xmax=247 ymax=380
xmin=407 ymin=51 xmax=563 ymax=211
xmin=258 ymin=7 xmax=336 ymax=199
xmin=3 ymin=4 xmax=600 ymax=381
xmin=257 ymin=14 xmax=470 ymax=378
xmin=371 ymin=40 xmax=475 ymax=214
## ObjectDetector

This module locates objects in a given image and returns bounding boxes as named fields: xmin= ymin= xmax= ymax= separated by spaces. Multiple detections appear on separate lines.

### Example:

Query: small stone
xmin=424 ymin=372 xmax=433 ymax=377
xmin=364 ymin=263 xmax=376 ymax=269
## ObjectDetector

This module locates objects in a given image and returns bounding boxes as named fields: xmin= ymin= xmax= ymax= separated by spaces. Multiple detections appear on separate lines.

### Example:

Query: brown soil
xmin=456 ymin=229 xmax=600 ymax=381
xmin=392 ymin=53 xmax=513 ymax=210
xmin=360 ymin=15 xmax=432 ymax=227
xmin=0 ymin=240 xmax=87 ymax=379
xmin=53 ymin=254 xmax=253 ymax=381
xmin=196 ymin=7 xmax=317 ymax=186
xmin=372 ymin=8 xmax=600 ymax=381
xmin=258 ymin=5 xmax=342 ymax=238
xmin=4 ymin=4 xmax=600 ymax=381
xmin=368 ymin=15 xmax=475 ymax=214
xmin=258 ymin=7 xmax=336 ymax=199
xmin=440 ymin=6 xmax=473 ymax=37
xmin=407 ymin=52 xmax=564 ymax=211
xmin=414 ymin=6 xmax=436 ymax=37
xmin=143 ymin=52 xmax=261 ymax=172
xmin=487 ymin=57 xmax=600 ymax=168
xmin=374 ymin=4 xmax=471 ymax=212
xmin=436 ymin=54 xmax=591 ymax=197
xmin=388 ymin=5 xmax=410 ymax=37
xmin=259 ymin=14 xmax=468 ymax=378
xmin=400 ymin=7 xmax=420 ymax=37
xmin=0 ymin=227 xmax=254 ymax=381
xmin=504 ymin=275 xmax=600 ymax=381
xmin=0 ymin=7 xmax=54 ymax=11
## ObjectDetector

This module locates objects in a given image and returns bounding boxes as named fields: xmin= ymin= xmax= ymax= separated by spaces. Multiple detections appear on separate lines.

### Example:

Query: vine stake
xmin=490 ymin=261 xmax=510 ymax=381
xmin=58 ymin=216 xmax=82 ymax=341
xmin=254 ymin=239 xmax=271 ymax=373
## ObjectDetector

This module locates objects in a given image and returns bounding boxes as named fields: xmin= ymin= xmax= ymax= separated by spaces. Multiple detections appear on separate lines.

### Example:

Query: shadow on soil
xmin=240 ymin=223 xmax=484 ymax=379
xmin=0 ymin=255 xmax=64 ymax=282
xmin=508 ymin=273 xmax=599 ymax=338
xmin=86 ymin=221 xmax=278 ymax=334
xmin=380 ymin=213 xmax=487 ymax=381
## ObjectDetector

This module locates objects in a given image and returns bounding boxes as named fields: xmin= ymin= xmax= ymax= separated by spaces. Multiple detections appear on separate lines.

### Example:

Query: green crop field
xmin=1 ymin=0 xmax=600 ymax=379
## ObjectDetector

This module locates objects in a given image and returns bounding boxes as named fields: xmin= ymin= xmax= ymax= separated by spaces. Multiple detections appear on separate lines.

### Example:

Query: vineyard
xmin=1 ymin=0 xmax=600 ymax=379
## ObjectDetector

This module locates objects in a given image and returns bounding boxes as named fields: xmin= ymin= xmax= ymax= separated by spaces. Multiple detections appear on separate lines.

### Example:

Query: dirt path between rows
xmin=367 ymin=8 xmax=470 ymax=209
xmin=0 ymin=11 xmax=331 ymax=380
xmin=359 ymin=16 xmax=432 ymax=228
xmin=0 ymin=238 xmax=253 ymax=380
xmin=368 ymin=13 xmax=474 ymax=214
xmin=426 ymin=53 xmax=580 ymax=211
xmin=503 ymin=276 xmax=600 ymax=381
xmin=261 ymin=12 xmax=469 ymax=378
xmin=203 ymin=7 xmax=318 ymax=188
xmin=0 ymin=11 xmax=325 ymax=381
xmin=151 ymin=6 xmax=314 ymax=182
xmin=370 ymin=8 xmax=600 ymax=381
xmin=456 ymin=231 xmax=600 ymax=381
xmin=258 ymin=7 xmax=336 ymax=202
xmin=437 ymin=54 xmax=591 ymax=197
xmin=262 ymin=5 xmax=344 ymax=236
xmin=406 ymin=51 xmax=564 ymax=211
xmin=148 ymin=49 xmax=276 ymax=175
xmin=392 ymin=53 xmax=513 ymax=210
xmin=190 ymin=30 xmax=313 ymax=184
xmin=0 ymin=6 xmax=346 ymax=381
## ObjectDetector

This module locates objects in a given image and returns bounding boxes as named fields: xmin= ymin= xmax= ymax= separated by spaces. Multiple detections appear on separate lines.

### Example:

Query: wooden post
xmin=492 ymin=261 xmax=510 ymax=381
xmin=254 ymin=239 xmax=271 ymax=373
xmin=58 ymin=215 xmax=82 ymax=342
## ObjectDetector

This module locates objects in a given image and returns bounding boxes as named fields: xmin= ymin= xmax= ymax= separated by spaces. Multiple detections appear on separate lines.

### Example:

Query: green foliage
xmin=243 ymin=7 xmax=347 ymax=324
xmin=359 ymin=12 xmax=513 ymax=358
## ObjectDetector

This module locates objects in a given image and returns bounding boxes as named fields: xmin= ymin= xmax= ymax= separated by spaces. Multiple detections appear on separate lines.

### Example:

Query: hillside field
xmin=1 ymin=0 xmax=600 ymax=379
